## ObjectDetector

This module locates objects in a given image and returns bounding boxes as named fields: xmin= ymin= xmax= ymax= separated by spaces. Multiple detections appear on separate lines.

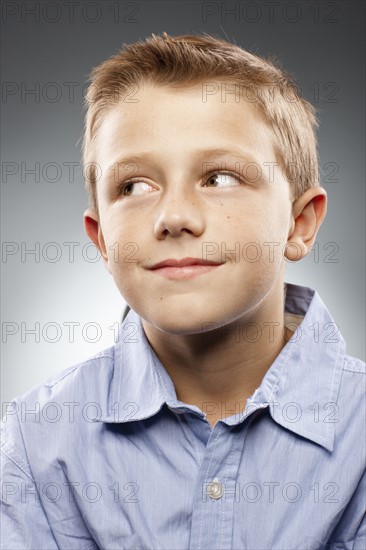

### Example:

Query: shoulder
xmin=1 ymin=346 xmax=115 ymax=427
xmin=342 ymin=353 xmax=366 ymax=374
xmin=1 ymin=344 xmax=118 ymax=471
xmin=339 ymin=353 xmax=366 ymax=402
xmin=334 ymin=353 xmax=366 ymax=450
xmin=337 ymin=353 xmax=365 ymax=407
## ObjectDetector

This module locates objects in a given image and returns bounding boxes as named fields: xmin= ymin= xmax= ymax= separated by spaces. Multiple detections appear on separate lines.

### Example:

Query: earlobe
xmin=83 ymin=208 xmax=110 ymax=272
xmin=285 ymin=186 xmax=327 ymax=262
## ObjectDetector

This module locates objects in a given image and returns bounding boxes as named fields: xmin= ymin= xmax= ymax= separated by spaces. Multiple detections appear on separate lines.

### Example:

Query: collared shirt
xmin=1 ymin=283 xmax=365 ymax=550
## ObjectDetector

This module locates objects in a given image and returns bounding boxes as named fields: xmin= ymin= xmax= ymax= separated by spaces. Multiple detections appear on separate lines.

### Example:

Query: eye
xmin=204 ymin=172 xmax=242 ymax=188
xmin=118 ymin=180 xmax=155 ymax=197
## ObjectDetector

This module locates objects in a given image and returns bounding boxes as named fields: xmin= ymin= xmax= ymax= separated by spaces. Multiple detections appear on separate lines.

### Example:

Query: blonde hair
xmin=81 ymin=32 xmax=319 ymax=211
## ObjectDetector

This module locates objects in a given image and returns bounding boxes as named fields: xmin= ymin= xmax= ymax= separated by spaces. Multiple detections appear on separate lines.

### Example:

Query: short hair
xmin=81 ymin=32 xmax=319 ymax=212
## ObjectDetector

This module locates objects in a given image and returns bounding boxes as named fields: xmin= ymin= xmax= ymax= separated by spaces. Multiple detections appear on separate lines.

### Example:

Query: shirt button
xmin=206 ymin=477 xmax=224 ymax=500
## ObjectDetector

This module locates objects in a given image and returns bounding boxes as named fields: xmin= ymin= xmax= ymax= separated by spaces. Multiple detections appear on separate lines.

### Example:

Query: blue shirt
xmin=1 ymin=283 xmax=365 ymax=550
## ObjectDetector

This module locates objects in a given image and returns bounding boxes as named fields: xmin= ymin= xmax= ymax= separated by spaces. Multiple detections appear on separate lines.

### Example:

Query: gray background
xmin=1 ymin=0 xmax=365 ymax=405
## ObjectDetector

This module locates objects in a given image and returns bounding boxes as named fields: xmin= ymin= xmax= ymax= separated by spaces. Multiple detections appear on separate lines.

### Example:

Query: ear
xmin=83 ymin=208 xmax=111 ymax=273
xmin=285 ymin=186 xmax=327 ymax=262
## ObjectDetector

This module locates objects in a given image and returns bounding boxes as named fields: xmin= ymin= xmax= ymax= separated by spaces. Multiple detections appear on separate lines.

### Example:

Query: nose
xmin=153 ymin=187 xmax=205 ymax=239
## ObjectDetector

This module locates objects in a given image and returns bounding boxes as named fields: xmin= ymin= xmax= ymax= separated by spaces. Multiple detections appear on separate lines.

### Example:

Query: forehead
xmin=95 ymin=81 xmax=277 ymax=169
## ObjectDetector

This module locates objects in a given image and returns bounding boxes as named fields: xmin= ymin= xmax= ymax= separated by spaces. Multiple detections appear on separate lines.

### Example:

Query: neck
xmin=141 ymin=280 xmax=291 ymax=426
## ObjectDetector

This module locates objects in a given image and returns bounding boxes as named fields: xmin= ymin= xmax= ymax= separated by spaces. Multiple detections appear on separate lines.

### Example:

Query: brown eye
xmin=122 ymin=183 xmax=134 ymax=196
xmin=119 ymin=180 xmax=155 ymax=197
xmin=204 ymin=172 xmax=242 ymax=188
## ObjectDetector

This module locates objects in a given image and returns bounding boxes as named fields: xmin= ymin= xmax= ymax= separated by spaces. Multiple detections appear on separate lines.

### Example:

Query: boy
xmin=1 ymin=32 xmax=365 ymax=549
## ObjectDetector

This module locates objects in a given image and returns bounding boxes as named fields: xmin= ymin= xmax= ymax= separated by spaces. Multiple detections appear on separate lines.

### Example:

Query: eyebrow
xmin=107 ymin=147 xmax=263 ymax=172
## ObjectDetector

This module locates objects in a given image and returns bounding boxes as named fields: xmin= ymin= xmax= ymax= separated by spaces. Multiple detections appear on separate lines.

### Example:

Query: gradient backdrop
xmin=1 ymin=0 xmax=365 ymax=406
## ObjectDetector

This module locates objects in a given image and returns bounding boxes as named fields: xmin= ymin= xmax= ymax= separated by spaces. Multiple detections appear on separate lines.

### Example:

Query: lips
xmin=146 ymin=257 xmax=224 ymax=281
xmin=148 ymin=257 xmax=223 ymax=269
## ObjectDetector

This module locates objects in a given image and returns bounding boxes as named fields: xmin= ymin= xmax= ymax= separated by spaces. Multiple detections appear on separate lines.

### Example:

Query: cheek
xmin=99 ymin=215 xmax=138 ymax=272
xmin=231 ymin=202 xmax=288 ymax=241
xmin=228 ymin=204 xmax=289 ymax=266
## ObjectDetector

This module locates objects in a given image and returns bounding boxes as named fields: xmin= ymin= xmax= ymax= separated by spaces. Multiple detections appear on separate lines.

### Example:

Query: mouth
xmin=146 ymin=257 xmax=224 ymax=280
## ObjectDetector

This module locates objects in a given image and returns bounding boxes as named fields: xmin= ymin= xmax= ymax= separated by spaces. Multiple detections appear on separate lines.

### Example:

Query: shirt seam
xmin=0 ymin=446 xmax=60 ymax=548
xmin=11 ymin=407 xmax=61 ymax=545
xmin=47 ymin=354 xmax=114 ymax=389
xmin=0 ymin=445 xmax=34 ymax=482
xmin=342 ymin=363 xmax=366 ymax=374
xmin=220 ymin=429 xmax=239 ymax=550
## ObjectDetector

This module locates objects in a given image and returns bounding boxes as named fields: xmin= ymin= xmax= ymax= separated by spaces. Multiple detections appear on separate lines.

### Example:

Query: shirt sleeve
xmin=1 ymin=405 xmax=59 ymax=550
xmin=353 ymin=514 xmax=366 ymax=550
xmin=327 ymin=468 xmax=366 ymax=550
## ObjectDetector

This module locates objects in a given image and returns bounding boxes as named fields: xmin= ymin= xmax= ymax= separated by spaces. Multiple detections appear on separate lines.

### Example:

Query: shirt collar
xmin=99 ymin=283 xmax=346 ymax=452
xmin=247 ymin=283 xmax=346 ymax=452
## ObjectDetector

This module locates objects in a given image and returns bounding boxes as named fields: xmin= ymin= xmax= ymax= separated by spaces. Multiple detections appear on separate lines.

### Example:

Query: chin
xmin=151 ymin=317 xmax=211 ymax=336
xmin=136 ymin=295 xmax=249 ymax=335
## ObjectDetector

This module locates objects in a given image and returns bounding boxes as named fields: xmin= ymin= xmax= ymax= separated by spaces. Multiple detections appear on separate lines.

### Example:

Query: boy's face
xmin=85 ymin=82 xmax=301 ymax=333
